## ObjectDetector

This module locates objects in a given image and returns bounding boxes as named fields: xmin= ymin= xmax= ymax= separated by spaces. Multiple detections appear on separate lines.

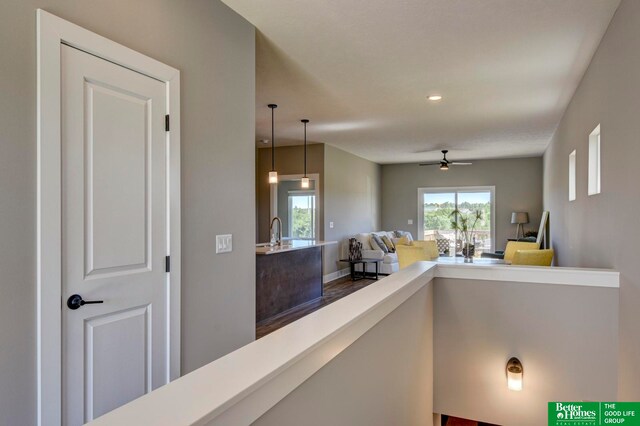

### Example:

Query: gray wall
xmin=434 ymin=278 xmax=618 ymax=425
xmin=382 ymin=158 xmax=543 ymax=251
xmin=0 ymin=1 xmax=255 ymax=424
xmin=542 ymin=0 xmax=640 ymax=399
xmin=254 ymin=283 xmax=433 ymax=426
xmin=323 ymin=145 xmax=382 ymax=275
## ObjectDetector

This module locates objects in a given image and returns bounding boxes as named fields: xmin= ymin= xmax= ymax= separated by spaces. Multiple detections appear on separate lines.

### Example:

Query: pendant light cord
xmin=301 ymin=119 xmax=310 ymax=178
xmin=268 ymin=104 xmax=277 ymax=172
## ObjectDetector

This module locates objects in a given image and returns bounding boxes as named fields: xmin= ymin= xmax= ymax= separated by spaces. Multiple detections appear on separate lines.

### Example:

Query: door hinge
xmin=165 ymin=114 xmax=170 ymax=132
xmin=165 ymin=255 xmax=171 ymax=273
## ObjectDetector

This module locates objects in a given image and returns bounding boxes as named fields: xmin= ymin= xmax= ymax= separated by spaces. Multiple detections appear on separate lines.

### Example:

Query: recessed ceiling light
xmin=428 ymin=95 xmax=443 ymax=101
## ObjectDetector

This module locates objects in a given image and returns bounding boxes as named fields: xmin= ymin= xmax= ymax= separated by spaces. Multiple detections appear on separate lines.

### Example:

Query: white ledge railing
xmin=89 ymin=262 xmax=619 ymax=426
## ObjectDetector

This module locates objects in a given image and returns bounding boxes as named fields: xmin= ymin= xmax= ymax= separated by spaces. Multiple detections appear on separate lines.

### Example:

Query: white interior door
xmin=61 ymin=44 xmax=169 ymax=425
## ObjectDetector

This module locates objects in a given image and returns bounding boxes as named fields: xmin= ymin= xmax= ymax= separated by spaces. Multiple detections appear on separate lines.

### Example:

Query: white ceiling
xmin=222 ymin=0 xmax=620 ymax=164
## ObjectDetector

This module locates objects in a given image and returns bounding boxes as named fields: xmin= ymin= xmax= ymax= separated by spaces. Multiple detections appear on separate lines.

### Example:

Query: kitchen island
xmin=256 ymin=240 xmax=336 ymax=323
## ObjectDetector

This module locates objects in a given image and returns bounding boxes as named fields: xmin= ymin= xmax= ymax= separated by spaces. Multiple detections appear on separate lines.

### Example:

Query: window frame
xmin=417 ymin=186 xmax=496 ymax=252
xmin=569 ymin=150 xmax=577 ymax=201
xmin=588 ymin=125 xmax=601 ymax=196
xmin=287 ymin=190 xmax=317 ymax=240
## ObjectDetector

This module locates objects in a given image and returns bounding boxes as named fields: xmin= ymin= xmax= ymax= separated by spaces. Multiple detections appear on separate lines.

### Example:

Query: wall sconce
xmin=506 ymin=357 xmax=523 ymax=391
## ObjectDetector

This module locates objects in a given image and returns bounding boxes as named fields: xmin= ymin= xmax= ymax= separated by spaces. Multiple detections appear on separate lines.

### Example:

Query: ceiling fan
xmin=419 ymin=150 xmax=472 ymax=170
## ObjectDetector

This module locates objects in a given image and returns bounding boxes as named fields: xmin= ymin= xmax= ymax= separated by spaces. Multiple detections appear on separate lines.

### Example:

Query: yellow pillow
xmin=397 ymin=235 xmax=412 ymax=246
xmin=381 ymin=235 xmax=396 ymax=252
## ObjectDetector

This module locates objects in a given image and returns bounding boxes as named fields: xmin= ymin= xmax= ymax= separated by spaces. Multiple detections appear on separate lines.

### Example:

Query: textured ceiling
xmin=222 ymin=0 xmax=620 ymax=164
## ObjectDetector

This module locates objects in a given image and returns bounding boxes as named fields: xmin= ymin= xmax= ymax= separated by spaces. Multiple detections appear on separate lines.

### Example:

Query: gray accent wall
xmin=323 ymin=145 xmax=382 ymax=275
xmin=542 ymin=0 xmax=640 ymax=399
xmin=382 ymin=158 xmax=543 ymax=251
xmin=0 ymin=2 xmax=255 ymax=424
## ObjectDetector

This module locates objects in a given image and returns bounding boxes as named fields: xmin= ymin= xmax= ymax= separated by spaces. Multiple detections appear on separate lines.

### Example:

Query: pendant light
xmin=268 ymin=104 xmax=278 ymax=184
xmin=301 ymin=119 xmax=310 ymax=188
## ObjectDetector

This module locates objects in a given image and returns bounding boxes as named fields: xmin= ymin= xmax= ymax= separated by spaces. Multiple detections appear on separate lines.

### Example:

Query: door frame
xmin=36 ymin=10 xmax=181 ymax=425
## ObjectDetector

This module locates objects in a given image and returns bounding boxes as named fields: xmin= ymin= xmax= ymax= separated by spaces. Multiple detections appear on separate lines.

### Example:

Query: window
xmin=288 ymin=192 xmax=317 ymax=239
xmin=569 ymin=150 xmax=576 ymax=201
xmin=417 ymin=186 xmax=495 ymax=256
xmin=588 ymin=125 xmax=601 ymax=195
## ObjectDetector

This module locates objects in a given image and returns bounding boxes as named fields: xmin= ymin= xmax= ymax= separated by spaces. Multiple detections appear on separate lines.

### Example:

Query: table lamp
xmin=511 ymin=212 xmax=529 ymax=239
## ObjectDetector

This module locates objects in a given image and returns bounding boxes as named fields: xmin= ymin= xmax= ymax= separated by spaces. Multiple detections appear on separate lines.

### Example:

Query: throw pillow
xmin=394 ymin=230 xmax=414 ymax=242
xmin=381 ymin=235 xmax=396 ymax=253
xmin=397 ymin=235 xmax=412 ymax=246
xmin=370 ymin=234 xmax=389 ymax=253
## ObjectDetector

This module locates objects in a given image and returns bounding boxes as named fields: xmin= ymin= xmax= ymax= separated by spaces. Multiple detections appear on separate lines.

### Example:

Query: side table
xmin=339 ymin=258 xmax=382 ymax=281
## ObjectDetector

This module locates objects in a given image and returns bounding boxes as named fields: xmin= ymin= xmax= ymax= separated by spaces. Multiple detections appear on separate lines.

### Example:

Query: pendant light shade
xmin=301 ymin=119 xmax=310 ymax=188
xmin=268 ymin=104 xmax=278 ymax=184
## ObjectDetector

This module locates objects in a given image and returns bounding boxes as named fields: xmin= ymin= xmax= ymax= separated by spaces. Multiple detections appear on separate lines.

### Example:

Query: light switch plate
xmin=216 ymin=234 xmax=232 ymax=253
xmin=408 ymin=219 xmax=413 ymax=225
xmin=329 ymin=221 xmax=334 ymax=229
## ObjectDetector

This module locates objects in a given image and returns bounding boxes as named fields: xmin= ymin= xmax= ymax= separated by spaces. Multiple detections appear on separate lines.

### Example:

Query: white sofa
xmin=351 ymin=231 xmax=402 ymax=275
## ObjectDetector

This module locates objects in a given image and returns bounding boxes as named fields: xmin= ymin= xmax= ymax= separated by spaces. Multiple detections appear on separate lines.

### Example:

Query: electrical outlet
xmin=408 ymin=219 xmax=413 ymax=225
xmin=216 ymin=234 xmax=232 ymax=253
xmin=329 ymin=221 xmax=334 ymax=229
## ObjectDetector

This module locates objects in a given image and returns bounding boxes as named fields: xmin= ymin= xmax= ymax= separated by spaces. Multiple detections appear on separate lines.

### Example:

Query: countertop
xmin=256 ymin=239 xmax=337 ymax=255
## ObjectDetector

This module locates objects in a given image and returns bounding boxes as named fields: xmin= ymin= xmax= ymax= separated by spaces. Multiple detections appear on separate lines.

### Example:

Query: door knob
xmin=67 ymin=294 xmax=104 ymax=310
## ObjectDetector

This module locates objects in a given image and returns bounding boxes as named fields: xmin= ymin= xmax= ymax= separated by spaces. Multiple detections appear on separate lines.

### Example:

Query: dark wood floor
xmin=256 ymin=274 xmax=378 ymax=339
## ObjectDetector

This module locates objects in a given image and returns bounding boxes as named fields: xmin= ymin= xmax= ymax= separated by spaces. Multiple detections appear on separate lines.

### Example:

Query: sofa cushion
xmin=355 ymin=233 xmax=373 ymax=250
xmin=361 ymin=249 xmax=384 ymax=260
xmin=383 ymin=252 xmax=398 ymax=264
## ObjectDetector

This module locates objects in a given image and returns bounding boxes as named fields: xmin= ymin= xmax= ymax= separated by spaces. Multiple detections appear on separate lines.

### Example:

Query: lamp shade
xmin=511 ymin=212 xmax=529 ymax=224
xmin=506 ymin=357 xmax=523 ymax=391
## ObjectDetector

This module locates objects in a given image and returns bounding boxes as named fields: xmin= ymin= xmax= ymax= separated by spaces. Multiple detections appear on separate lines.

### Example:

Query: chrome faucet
xmin=270 ymin=216 xmax=283 ymax=246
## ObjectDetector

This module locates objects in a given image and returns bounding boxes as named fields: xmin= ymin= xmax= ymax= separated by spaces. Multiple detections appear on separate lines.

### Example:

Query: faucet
xmin=270 ymin=216 xmax=283 ymax=246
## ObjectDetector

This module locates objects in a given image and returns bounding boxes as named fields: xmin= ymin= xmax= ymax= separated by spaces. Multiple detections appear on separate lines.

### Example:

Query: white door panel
xmin=86 ymin=81 xmax=150 ymax=274
xmin=85 ymin=305 xmax=151 ymax=419
xmin=61 ymin=44 xmax=168 ymax=425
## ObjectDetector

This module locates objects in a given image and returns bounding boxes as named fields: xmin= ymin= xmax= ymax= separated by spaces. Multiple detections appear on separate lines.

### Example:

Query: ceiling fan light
xmin=440 ymin=163 xmax=449 ymax=171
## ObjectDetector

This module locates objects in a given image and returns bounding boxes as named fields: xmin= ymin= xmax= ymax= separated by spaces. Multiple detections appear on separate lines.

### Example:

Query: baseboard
xmin=323 ymin=268 xmax=351 ymax=284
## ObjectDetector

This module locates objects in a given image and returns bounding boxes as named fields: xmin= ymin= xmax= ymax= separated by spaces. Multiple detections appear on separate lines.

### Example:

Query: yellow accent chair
xmin=396 ymin=240 xmax=439 ymax=269
xmin=511 ymin=249 xmax=554 ymax=266
xmin=503 ymin=241 xmax=540 ymax=263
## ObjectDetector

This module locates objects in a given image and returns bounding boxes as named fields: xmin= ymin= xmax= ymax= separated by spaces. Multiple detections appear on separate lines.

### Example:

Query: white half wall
xmin=254 ymin=284 xmax=434 ymax=426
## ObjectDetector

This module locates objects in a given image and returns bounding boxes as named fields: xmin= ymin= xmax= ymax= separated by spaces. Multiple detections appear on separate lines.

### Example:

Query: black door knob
xmin=67 ymin=294 xmax=104 ymax=310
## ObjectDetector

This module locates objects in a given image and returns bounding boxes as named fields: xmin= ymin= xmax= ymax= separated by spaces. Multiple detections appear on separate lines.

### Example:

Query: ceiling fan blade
xmin=450 ymin=162 xmax=472 ymax=166
xmin=419 ymin=163 xmax=441 ymax=166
